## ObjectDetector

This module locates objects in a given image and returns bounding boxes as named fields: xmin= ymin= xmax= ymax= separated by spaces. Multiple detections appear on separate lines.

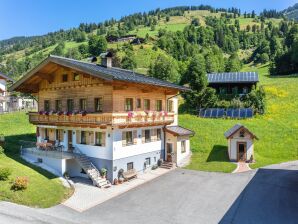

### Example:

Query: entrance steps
xmin=75 ymin=155 xmax=111 ymax=188
xmin=160 ymin=161 xmax=175 ymax=169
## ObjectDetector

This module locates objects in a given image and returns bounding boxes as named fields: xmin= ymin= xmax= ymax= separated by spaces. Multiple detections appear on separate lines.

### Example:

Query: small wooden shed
xmin=224 ymin=124 xmax=258 ymax=162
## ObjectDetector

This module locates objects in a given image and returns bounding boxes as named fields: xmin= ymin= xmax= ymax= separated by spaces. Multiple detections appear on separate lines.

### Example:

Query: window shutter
xmin=90 ymin=132 xmax=94 ymax=145
xmin=102 ymin=132 xmax=106 ymax=146
xmin=59 ymin=130 xmax=64 ymax=141
xmin=142 ymin=130 xmax=145 ymax=143
xmin=40 ymin=128 xmax=44 ymax=139
xmin=76 ymin=130 xmax=80 ymax=144
xmin=152 ymin=129 xmax=157 ymax=141
xmin=122 ymin=132 xmax=126 ymax=147
xmin=133 ymin=130 xmax=138 ymax=145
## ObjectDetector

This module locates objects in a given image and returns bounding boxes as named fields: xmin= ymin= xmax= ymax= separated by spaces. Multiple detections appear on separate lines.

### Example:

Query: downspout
xmin=163 ymin=93 xmax=181 ymax=161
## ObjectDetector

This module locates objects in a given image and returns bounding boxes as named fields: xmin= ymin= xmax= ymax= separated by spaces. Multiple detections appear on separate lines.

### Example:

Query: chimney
xmin=100 ymin=52 xmax=113 ymax=68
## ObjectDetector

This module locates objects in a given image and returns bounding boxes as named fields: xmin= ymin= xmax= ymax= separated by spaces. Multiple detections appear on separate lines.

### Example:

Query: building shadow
xmin=219 ymin=168 xmax=298 ymax=224
xmin=206 ymin=145 xmax=230 ymax=162
xmin=3 ymin=134 xmax=57 ymax=179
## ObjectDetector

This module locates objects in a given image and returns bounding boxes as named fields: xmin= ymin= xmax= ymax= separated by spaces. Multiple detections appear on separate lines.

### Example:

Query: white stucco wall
xmin=228 ymin=129 xmax=254 ymax=161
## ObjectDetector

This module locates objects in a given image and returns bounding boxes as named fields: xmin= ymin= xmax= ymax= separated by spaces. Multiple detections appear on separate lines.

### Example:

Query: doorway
xmin=237 ymin=142 xmax=247 ymax=161
xmin=166 ymin=143 xmax=173 ymax=162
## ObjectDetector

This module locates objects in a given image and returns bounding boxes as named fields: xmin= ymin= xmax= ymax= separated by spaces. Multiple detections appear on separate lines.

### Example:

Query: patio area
xmin=62 ymin=167 xmax=173 ymax=212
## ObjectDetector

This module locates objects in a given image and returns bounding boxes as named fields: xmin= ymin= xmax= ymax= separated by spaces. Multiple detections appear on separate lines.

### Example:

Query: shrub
xmin=0 ymin=168 xmax=11 ymax=181
xmin=11 ymin=176 xmax=29 ymax=191
xmin=0 ymin=146 xmax=4 ymax=154
xmin=100 ymin=168 xmax=107 ymax=177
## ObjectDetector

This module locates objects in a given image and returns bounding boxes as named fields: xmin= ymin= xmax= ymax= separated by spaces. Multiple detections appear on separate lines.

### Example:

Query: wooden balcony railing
xmin=28 ymin=111 xmax=175 ymax=127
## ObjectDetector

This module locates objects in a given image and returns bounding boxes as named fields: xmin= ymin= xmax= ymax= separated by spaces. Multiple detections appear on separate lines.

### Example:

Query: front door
xmin=166 ymin=143 xmax=173 ymax=162
xmin=238 ymin=143 xmax=246 ymax=161
xmin=68 ymin=130 xmax=73 ymax=151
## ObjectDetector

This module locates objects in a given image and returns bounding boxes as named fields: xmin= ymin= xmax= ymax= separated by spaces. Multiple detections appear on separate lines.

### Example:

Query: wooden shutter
xmin=142 ymin=130 xmax=145 ymax=143
xmin=151 ymin=129 xmax=157 ymax=142
xmin=40 ymin=128 xmax=44 ymax=139
xmin=90 ymin=132 xmax=94 ymax=145
xmin=59 ymin=130 xmax=64 ymax=141
xmin=102 ymin=132 xmax=106 ymax=146
xmin=133 ymin=130 xmax=138 ymax=145
xmin=122 ymin=132 xmax=126 ymax=147
xmin=76 ymin=130 xmax=80 ymax=144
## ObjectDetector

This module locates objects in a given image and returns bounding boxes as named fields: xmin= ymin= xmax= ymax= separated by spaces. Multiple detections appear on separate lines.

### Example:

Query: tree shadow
xmin=206 ymin=145 xmax=230 ymax=162
xmin=2 ymin=134 xmax=57 ymax=180
xmin=219 ymin=168 xmax=298 ymax=223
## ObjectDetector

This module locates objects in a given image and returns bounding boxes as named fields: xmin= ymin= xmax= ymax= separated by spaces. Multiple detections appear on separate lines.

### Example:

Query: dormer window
xmin=240 ymin=130 xmax=245 ymax=137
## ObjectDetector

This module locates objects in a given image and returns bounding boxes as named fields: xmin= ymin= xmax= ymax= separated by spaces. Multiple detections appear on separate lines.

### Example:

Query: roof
xmin=0 ymin=72 xmax=13 ymax=82
xmin=224 ymin=124 xmax=258 ymax=139
xmin=9 ymin=55 xmax=189 ymax=92
xmin=207 ymin=72 xmax=259 ymax=84
xmin=165 ymin=125 xmax=195 ymax=137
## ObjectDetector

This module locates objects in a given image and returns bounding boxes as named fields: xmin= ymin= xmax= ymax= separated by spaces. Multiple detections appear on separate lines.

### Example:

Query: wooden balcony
xmin=28 ymin=111 xmax=175 ymax=128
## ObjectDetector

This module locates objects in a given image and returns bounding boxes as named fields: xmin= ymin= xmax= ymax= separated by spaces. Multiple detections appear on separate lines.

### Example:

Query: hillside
xmin=283 ymin=3 xmax=298 ymax=21
xmin=0 ymin=6 xmax=286 ymax=79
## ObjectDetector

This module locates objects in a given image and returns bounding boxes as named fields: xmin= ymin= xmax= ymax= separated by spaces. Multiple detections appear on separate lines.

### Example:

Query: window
xmin=125 ymin=98 xmax=133 ymax=111
xmin=73 ymin=73 xmax=80 ymax=81
xmin=55 ymin=100 xmax=62 ymax=111
xmin=144 ymin=99 xmax=150 ymax=110
xmin=81 ymin=131 xmax=87 ymax=144
xmin=126 ymin=131 xmax=133 ymax=145
xmin=44 ymin=100 xmax=50 ymax=111
xmin=127 ymin=162 xmax=134 ymax=171
xmin=243 ymin=87 xmax=248 ymax=94
xmin=95 ymin=132 xmax=103 ymax=146
xmin=181 ymin=140 xmax=186 ymax=153
xmin=219 ymin=87 xmax=227 ymax=94
xmin=62 ymin=74 xmax=68 ymax=82
xmin=94 ymin=98 xmax=103 ymax=112
xmin=156 ymin=100 xmax=162 ymax=111
xmin=145 ymin=158 xmax=151 ymax=166
xmin=239 ymin=130 xmax=245 ymax=137
xmin=44 ymin=128 xmax=49 ymax=140
xmin=145 ymin=130 xmax=151 ymax=143
xmin=168 ymin=100 xmax=173 ymax=112
xmin=80 ymin=99 xmax=87 ymax=111
xmin=67 ymin=99 xmax=74 ymax=112
xmin=157 ymin=129 xmax=161 ymax=140
xmin=136 ymin=98 xmax=141 ymax=109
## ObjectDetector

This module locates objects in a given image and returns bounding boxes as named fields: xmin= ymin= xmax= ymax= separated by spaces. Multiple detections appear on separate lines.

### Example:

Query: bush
xmin=0 ymin=168 xmax=11 ymax=181
xmin=11 ymin=176 xmax=29 ymax=191
xmin=0 ymin=146 xmax=4 ymax=154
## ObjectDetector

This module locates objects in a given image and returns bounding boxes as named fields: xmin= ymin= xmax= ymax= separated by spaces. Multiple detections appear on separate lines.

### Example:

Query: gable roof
xmin=165 ymin=125 xmax=195 ymax=137
xmin=207 ymin=72 xmax=259 ymax=84
xmin=224 ymin=124 xmax=258 ymax=140
xmin=9 ymin=55 xmax=189 ymax=92
xmin=0 ymin=72 xmax=14 ymax=82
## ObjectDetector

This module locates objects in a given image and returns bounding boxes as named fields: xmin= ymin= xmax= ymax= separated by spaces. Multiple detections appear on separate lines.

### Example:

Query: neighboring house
xmin=207 ymin=72 xmax=259 ymax=96
xmin=224 ymin=124 xmax=258 ymax=162
xmin=106 ymin=35 xmax=136 ymax=43
xmin=10 ymin=53 xmax=194 ymax=185
xmin=0 ymin=72 xmax=37 ymax=113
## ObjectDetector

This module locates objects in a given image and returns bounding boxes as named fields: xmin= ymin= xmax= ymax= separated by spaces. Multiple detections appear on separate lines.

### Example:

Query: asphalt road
xmin=1 ymin=161 xmax=298 ymax=224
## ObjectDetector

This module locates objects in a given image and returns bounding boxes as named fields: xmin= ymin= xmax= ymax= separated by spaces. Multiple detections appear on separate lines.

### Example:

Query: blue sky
xmin=0 ymin=0 xmax=296 ymax=40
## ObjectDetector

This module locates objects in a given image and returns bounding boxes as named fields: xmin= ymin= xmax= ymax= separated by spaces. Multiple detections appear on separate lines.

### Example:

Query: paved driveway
xmin=1 ymin=161 xmax=298 ymax=224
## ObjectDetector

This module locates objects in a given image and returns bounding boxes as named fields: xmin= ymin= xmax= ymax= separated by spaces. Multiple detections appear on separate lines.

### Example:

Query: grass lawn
xmin=180 ymin=64 xmax=298 ymax=172
xmin=0 ymin=113 xmax=73 ymax=208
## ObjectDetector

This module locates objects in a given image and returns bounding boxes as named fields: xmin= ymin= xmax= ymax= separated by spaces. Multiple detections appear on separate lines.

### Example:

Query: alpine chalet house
xmin=207 ymin=72 xmax=259 ymax=97
xmin=10 ymin=53 xmax=194 ymax=187
xmin=0 ymin=72 xmax=13 ymax=112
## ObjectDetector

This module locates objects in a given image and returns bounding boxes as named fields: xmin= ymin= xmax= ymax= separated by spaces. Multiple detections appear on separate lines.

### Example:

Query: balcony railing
xmin=21 ymin=147 xmax=75 ymax=159
xmin=28 ymin=111 xmax=175 ymax=126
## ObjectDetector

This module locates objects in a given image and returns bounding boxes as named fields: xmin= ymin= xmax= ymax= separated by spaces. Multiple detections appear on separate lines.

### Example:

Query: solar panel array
xmin=207 ymin=72 xmax=259 ymax=84
xmin=198 ymin=108 xmax=254 ymax=119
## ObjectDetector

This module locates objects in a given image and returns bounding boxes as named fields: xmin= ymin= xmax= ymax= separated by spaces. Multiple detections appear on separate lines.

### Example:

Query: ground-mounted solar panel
xmin=246 ymin=108 xmax=253 ymax=118
xmin=210 ymin=108 xmax=218 ymax=118
xmin=217 ymin=109 xmax=225 ymax=118
xmin=199 ymin=109 xmax=205 ymax=117
xmin=204 ymin=109 xmax=212 ymax=118
xmin=232 ymin=109 xmax=240 ymax=119
xmin=239 ymin=108 xmax=246 ymax=118
xmin=226 ymin=109 xmax=233 ymax=118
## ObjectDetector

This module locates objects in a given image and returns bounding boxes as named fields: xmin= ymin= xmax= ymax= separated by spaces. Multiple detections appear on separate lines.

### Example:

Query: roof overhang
xmin=165 ymin=126 xmax=195 ymax=137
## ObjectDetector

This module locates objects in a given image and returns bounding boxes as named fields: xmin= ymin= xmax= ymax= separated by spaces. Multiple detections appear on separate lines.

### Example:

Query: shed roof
xmin=0 ymin=72 xmax=13 ymax=82
xmin=224 ymin=124 xmax=258 ymax=139
xmin=207 ymin=72 xmax=259 ymax=84
xmin=9 ymin=55 xmax=190 ymax=92
xmin=165 ymin=125 xmax=195 ymax=137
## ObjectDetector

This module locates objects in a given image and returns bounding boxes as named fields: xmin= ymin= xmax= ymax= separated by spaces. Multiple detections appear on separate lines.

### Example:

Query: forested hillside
xmin=0 ymin=4 xmax=297 ymax=82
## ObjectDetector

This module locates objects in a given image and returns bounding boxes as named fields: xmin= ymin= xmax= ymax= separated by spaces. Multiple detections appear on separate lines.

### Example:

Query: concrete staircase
xmin=160 ymin=161 xmax=175 ymax=169
xmin=75 ymin=154 xmax=111 ymax=188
